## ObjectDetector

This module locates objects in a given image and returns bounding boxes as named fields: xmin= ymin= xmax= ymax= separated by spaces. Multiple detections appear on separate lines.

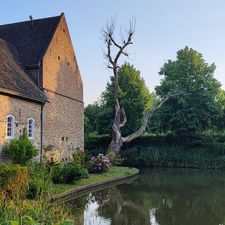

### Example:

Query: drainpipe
xmin=40 ymin=103 xmax=44 ymax=163
xmin=37 ymin=61 xmax=45 ymax=163
xmin=37 ymin=61 xmax=41 ymax=87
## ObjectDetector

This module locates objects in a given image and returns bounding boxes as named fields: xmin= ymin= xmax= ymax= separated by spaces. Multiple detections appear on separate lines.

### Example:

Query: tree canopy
xmin=152 ymin=46 xmax=222 ymax=134
xmin=85 ymin=63 xmax=153 ymax=137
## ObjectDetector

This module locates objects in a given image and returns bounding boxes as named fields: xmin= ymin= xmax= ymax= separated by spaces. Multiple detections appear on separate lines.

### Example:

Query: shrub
xmin=52 ymin=163 xmax=89 ymax=184
xmin=26 ymin=163 xmax=52 ymax=199
xmin=106 ymin=152 xmax=122 ymax=166
xmin=51 ymin=164 xmax=63 ymax=184
xmin=2 ymin=130 xmax=38 ymax=165
xmin=88 ymin=154 xmax=111 ymax=174
xmin=73 ymin=149 xmax=86 ymax=166
xmin=0 ymin=197 xmax=73 ymax=225
xmin=0 ymin=164 xmax=28 ymax=204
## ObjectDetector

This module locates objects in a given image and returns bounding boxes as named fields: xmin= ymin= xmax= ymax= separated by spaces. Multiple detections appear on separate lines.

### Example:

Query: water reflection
xmin=69 ymin=169 xmax=225 ymax=225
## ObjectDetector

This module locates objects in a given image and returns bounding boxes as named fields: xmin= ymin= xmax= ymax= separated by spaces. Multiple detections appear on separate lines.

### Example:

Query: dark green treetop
xmin=153 ymin=46 xmax=222 ymax=134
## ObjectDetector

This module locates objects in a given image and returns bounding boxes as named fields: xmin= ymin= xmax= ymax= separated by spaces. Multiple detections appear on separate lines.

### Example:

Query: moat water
xmin=69 ymin=169 xmax=225 ymax=225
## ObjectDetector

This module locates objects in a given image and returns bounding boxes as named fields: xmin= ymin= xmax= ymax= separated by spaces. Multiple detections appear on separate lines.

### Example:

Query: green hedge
xmin=52 ymin=163 xmax=89 ymax=184
xmin=85 ymin=133 xmax=225 ymax=169
xmin=86 ymin=133 xmax=225 ymax=152
xmin=121 ymin=146 xmax=225 ymax=169
xmin=26 ymin=163 xmax=52 ymax=199
xmin=0 ymin=164 xmax=28 ymax=203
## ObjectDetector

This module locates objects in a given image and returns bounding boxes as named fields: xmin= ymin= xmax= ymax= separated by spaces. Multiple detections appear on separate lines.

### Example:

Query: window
xmin=6 ymin=115 xmax=14 ymax=139
xmin=28 ymin=118 xmax=35 ymax=139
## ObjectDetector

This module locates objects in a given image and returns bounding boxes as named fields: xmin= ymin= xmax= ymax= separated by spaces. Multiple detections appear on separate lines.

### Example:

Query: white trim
xmin=27 ymin=118 xmax=35 ymax=140
xmin=6 ymin=115 xmax=15 ymax=139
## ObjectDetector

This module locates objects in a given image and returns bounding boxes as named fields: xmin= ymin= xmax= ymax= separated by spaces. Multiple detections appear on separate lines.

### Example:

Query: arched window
xmin=6 ymin=115 xmax=14 ymax=139
xmin=28 ymin=118 xmax=35 ymax=139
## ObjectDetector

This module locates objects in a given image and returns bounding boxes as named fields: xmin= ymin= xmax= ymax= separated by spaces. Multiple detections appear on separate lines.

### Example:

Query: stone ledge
xmin=51 ymin=169 xmax=139 ymax=203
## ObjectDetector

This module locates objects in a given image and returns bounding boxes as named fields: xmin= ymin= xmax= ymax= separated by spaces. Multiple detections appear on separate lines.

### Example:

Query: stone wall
xmin=42 ymin=14 xmax=84 ymax=157
xmin=0 ymin=94 xmax=42 ymax=151
xmin=43 ymin=91 xmax=84 ymax=159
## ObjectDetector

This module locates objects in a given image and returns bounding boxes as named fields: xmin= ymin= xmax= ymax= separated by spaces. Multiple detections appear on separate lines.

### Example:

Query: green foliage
xmin=153 ymin=47 xmax=223 ymax=135
xmin=213 ymin=89 xmax=225 ymax=130
xmin=121 ymin=145 xmax=225 ymax=169
xmin=106 ymin=152 xmax=122 ymax=166
xmin=0 ymin=164 xmax=28 ymax=204
xmin=0 ymin=163 xmax=73 ymax=224
xmin=26 ymin=164 xmax=51 ymax=199
xmin=73 ymin=149 xmax=86 ymax=166
xmin=2 ymin=130 xmax=38 ymax=165
xmin=0 ymin=197 xmax=73 ymax=225
xmin=85 ymin=133 xmax=225 ymax=169
xmin=52 ymin=163 xmax=89 ymax=184
xmin=85 ymin=63 xmax=154 ymax=137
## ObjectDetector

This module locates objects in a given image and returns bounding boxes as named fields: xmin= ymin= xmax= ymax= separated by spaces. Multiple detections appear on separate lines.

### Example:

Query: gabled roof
xmin=0 ymin=14 xmax=61 ymax=66
xmin=0 ymin=39 xmax=47 ymax=103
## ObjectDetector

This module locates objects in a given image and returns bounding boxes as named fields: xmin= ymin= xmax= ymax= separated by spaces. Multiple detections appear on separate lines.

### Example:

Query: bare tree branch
xmin=105 ymin=38 xmax=114 ymax=66
xmin=122 ymin=93 xmax=175 ymax=143
xmin=103 ymin=18 xmax=136 ymax=69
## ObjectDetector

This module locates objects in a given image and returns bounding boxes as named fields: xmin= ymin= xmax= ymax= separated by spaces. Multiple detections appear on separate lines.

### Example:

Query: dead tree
xmin=103 ymin=20 xmax=174 ymax=154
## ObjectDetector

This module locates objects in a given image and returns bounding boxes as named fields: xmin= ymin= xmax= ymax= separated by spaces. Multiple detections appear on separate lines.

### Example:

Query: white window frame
xmin=27 ymin=118 xmax=35 ymax=139
xmin=6 ymin=115 xmax=15 ymax=139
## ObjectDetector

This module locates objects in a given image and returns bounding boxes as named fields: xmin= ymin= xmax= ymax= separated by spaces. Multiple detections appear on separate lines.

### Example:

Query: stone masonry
xmin=0 ymin=94 xmax=41 ymax=150
xmin=42 ymin=15 xmax=84 ymax=157
xmin=0 ymin=14 xmax=84 ymax=161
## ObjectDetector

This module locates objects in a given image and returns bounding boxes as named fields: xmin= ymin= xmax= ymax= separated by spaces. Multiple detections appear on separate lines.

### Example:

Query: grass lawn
xmin=50 ymin=166 xmax=139 ymax=195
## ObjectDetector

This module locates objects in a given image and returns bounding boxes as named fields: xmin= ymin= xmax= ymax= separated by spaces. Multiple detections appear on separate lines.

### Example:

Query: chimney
xmin=29 ymin=15 xmax=34 ymax=26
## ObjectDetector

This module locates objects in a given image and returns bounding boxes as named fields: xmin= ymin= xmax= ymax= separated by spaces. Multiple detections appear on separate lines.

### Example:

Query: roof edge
xmin=39 ymin=13 xmax=64 ymax=62
xmin=0 ymin=14 xmax=62 ymax=28
xmin=0 ymin=87 xmax=47 ymax=104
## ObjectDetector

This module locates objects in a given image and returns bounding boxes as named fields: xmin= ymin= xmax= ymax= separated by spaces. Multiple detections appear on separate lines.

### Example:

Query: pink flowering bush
xmin=89 ymin=154 xmax=111 ymax=174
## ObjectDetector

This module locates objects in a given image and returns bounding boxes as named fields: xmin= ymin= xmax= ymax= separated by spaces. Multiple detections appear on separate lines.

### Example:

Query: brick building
xmin=0 ymin=13 xmax=84 ymax=161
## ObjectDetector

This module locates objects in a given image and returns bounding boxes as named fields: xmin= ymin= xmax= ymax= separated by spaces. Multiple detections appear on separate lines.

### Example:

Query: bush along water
xmin=0 ymin=164 xmax=73 ymax=225
xmin=26 ymin=163 xmax=52 ymax=199
xmin=51 ymin=163 xmax=89 ymax=184
xmin=0 ymin=196 xmax=73 ymax=225
xmin=86 ymin=133 xmax=225 ymax=169
xmin=121 ymin=145 xmax=225 ymax=169
xmin=88 ymin=154 xmax=111 ymax=173
xmin=0 ymin=142 xmax=90 ymax=224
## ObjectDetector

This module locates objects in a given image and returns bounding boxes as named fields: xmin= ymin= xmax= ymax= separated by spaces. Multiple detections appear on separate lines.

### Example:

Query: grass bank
xmin=50 ymin=166 xmax=139 ymax=195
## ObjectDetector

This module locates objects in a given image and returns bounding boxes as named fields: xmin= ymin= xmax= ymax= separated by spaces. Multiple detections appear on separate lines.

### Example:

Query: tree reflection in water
xmin=68 ymin=169 xmax=225 ymax=225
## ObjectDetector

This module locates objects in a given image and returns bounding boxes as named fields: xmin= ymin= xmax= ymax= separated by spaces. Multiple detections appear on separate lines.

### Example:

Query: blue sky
xmin=1 ymin=0 xmax=225 ymax=105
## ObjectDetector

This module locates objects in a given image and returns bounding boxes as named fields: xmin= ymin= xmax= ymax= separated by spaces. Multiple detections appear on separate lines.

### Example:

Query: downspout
xmin=37 ymin=61 xmax=45 ymax=163
xmin=40 ymin=103 xmax=44 ymax=163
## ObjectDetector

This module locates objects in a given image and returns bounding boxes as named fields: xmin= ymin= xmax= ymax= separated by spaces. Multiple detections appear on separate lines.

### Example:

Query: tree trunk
xmin=103 ymin=20 xmax=176 ymax=154
xmin=107 ymin=94 xmax=172 ymax=154
xmin=108 ymin=98 xmax=123 ymax=153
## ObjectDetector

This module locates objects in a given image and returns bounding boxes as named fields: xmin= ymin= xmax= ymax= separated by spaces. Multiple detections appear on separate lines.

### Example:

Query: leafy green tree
xmin=85 ymin=63 xmax=154 ymax=136
xmin=84 ymin=102 xmax=112 ymax=137
xmin=213 ymin=89 xmax=225 ymax=130
xmin=102 ymin=63 xmax=153 ymax=135
xmin=153 ymin=46 xmax=222 ymax=135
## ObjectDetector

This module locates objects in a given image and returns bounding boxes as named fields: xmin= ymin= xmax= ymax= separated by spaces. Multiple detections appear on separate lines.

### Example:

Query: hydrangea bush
xmin=89 ymin=154 xmax=111 ymax=173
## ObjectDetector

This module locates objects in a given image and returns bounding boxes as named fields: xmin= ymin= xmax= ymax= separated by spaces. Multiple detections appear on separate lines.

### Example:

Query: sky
xmin=1 ymin=0 xmax=225 ymax=105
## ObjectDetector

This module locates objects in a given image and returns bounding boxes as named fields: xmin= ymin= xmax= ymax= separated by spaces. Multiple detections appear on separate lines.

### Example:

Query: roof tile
xmin=0 ymin=15 xmax=61 ymax=66
xmin=0 ymin=39 xmax=47 ymax=102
